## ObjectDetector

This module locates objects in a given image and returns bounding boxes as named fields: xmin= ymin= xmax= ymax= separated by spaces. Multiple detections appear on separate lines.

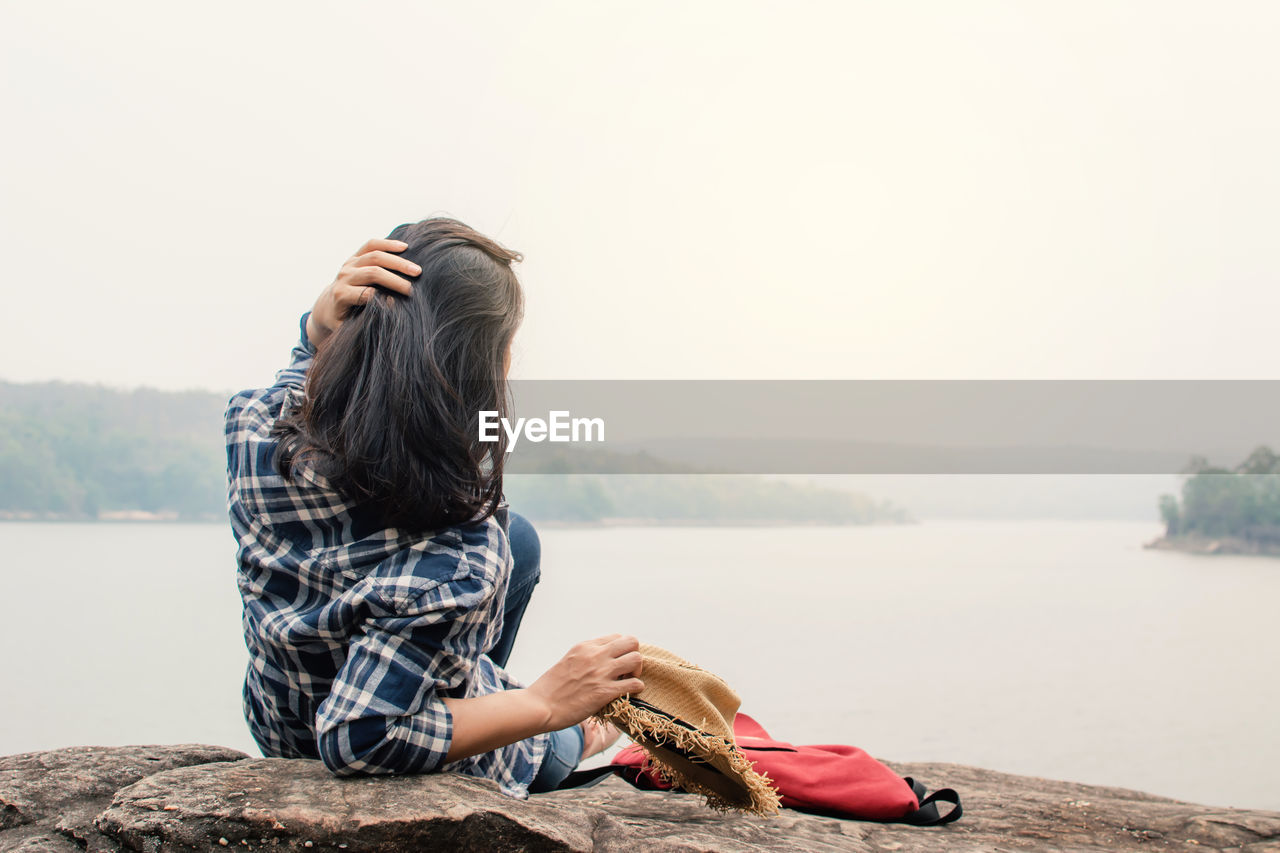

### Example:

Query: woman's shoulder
xmin=226 ymin=383 xmax=296 ymax=438
xmin=226 ymin=386 xmax=343 ymax=523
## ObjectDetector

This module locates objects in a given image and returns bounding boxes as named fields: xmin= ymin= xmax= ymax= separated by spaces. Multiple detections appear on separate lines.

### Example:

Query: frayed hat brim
xmin=596 ymin=697 xmax=781 ymax=816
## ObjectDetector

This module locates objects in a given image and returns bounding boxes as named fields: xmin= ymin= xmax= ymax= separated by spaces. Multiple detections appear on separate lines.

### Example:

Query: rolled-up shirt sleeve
xmin=225 ymin=313 xmax=315 ymax=442
xmin=270 ymin=312 xmax=316 ymax=392
xmin=313 ymin=566 xmax=497 ymax=776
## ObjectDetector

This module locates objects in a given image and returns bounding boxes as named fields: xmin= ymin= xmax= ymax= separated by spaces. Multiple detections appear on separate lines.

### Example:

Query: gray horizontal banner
xmin=495 ymin=381 xmax=1280 ymax=474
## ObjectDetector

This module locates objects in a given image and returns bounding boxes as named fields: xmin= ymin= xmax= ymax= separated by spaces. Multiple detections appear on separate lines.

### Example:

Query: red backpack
xmin=562 ymin=713 xmax=961 ymax=826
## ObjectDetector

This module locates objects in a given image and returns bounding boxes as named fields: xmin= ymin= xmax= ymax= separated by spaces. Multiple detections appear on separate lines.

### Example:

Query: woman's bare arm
xmin=441 ymin=634 xmax=644 ymax=763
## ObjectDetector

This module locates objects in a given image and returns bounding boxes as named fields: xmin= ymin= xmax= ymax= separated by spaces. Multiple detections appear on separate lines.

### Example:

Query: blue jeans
xmin=492 ymin=512 xmax=584 ymax=793
xmin=528 ymin=722 xmax=585 ymax=793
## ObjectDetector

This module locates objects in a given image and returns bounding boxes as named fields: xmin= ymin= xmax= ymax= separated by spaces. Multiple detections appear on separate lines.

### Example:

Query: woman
xmin=225 ymin=218 xmax=642 ymax=798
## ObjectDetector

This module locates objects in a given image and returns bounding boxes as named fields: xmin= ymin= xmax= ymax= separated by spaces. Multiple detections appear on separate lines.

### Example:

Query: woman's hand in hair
xmin=526 ymin=634 xmax=646 ymax=731
xmin=306 ymin=238 xmax=421 ymax=348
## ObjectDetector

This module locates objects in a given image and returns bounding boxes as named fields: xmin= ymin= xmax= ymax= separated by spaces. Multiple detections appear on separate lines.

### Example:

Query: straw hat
xmin=594 ymin=644 xmax=781 ymax=816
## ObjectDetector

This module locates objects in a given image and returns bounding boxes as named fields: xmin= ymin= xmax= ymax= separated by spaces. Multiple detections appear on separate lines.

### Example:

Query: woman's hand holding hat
xmin=595 ymin=643 xmax=782 ymax=815
xmin=527 ymin=634 xmax=645 ymax=732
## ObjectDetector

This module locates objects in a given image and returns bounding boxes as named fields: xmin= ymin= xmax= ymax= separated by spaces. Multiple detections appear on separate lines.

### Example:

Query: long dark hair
xmin=274 ymin=218 xmax=524 ymax=532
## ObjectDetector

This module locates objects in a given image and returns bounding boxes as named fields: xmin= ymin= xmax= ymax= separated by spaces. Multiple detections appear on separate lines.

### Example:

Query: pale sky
xmin=2 ymin=1 xmax=1277 ymax=391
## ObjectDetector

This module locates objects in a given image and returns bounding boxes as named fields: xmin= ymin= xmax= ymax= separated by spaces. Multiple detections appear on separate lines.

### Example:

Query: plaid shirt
xmin=225 ymin=315 xmax=548 ymax=798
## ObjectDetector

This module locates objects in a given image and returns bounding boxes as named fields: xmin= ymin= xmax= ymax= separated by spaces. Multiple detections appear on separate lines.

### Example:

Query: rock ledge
xmin=2 ymin=745 xmax=1278 ymax=852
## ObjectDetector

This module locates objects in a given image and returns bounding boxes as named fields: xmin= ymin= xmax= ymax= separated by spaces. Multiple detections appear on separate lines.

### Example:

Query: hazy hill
xmin=0 ymin=381 xmax=227 ymax=519
xmin=0 ymin=381 xmax=905 ymax=525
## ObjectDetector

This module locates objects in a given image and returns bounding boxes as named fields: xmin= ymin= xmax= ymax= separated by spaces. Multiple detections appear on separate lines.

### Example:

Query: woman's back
xmin=226 ymin=316 xmax=546 ymax=796
xmin=226 ymin=221 xmax=642 ymax=800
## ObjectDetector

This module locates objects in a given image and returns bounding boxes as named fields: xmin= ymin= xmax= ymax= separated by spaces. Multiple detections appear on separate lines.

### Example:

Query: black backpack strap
xmin=555 ymin=765 xmax=619 ymax=790
xmin=556 ymin=764 xmax=658 ymax=791
xmin=899 ymin=776 xmax=963 ymax=825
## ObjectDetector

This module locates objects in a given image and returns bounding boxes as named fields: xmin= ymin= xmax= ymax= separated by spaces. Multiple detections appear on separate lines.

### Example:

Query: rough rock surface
xmin=0 ymin=744 xmax=248 ymax=852
xmin=3 ymin=745 xmax=1279 ymax=852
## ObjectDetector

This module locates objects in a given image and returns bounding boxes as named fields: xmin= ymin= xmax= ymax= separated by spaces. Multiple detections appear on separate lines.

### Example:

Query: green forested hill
xmin=0 ymin=381 xmax=905 ymax=524
xmin=0 ymin=381 xmax=229 ymax=518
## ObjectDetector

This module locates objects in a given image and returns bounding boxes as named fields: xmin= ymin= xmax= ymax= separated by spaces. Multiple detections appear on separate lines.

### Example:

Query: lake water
xmin=2 ymin=520 xmax=1276 ymax=810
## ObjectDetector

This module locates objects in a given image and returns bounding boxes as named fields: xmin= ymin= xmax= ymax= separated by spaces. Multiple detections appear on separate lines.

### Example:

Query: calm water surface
xmin=2 ymin=520 xmax=1276 ymax=810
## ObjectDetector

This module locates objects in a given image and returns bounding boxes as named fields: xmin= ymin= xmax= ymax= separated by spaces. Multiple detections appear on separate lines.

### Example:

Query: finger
xmin=354 ymin=238 xmax=409 ymax=256
xmin=614 ymin=678 xmax=645 ymax=697
xmin=344 ymin=267 xmax=412 ymax=296
xmin=610 ymin=651 xmax=643 ymax=678
xmin=603 ymin=634 xmax=640 ymax=658
xmin=345 ymin=267 xmax=413 ymax=297
xmin=588 ymin=634 xmax=623 ymax=646
xmin=347 ymin=283 xmax=395 ymax=312
xmin=353 ymin=250 xmax=422 ymax=278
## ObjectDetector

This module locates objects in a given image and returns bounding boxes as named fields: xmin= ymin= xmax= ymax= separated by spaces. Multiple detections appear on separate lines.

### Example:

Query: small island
xmin=1149 ymin=446 xmax=1280 ymax=556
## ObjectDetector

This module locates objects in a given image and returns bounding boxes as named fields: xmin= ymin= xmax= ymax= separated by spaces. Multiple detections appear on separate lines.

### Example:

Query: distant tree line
xmin=0 ymin=381 xmax=906 ymax=525
xmin=0 ymin=381 xmax=228 ymax=519
xmin=1159 ymin=446 xmax=1280 ymax=547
